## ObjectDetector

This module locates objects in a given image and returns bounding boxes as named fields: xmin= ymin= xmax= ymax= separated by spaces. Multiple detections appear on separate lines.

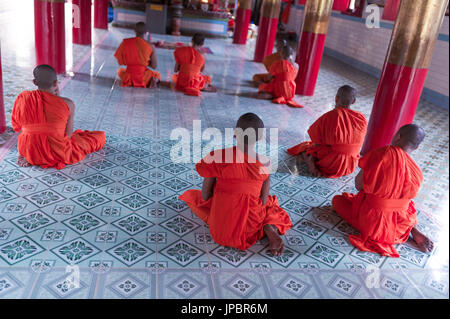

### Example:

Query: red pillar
xmin=94 ymin=0 xmax=109 ymax=29
xmin=381 ymin=0 xmax=401 ymax=21
xmin=361 ymin=0 xmax=448 ymax=154
xmin=34 ymin=0 xmax=66 ymax=74
xmin=254 ymin=0 xmax=281 ymax=62
xmin=0 ymin=43 xmax=6 ymax=134
xmin=73 ymin=0 xmax=92 ymax=45
xmin=233 ymin=0 xmax=252 ymax=45
xmin=294 ymin=0 xmax=333 ymax=96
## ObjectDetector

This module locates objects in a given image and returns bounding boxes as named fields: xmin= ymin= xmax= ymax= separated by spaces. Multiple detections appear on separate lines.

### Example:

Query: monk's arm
xmin=62 ymin=98 xmax=75 ymax=138
xmin=355 ymin=169 xmax=363 ymax=191
xmin=174 ymin=62 xmax=180 ymax=73
xmin=149 ymin=46 xmax=158 ymax=69
xmin=260 ymin=176 xmax=270 ymax=206
xmin=201 ymin=177 xmax=216 ymax=201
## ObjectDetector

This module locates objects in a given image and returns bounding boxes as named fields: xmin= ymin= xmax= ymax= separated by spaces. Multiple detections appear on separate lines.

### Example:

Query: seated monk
xmin=257 ymin=45 xmax=303 ymax=108
xmin=11 ymin=65 xmax=106 ymax=169
xmin=287 ymin=85 xmax=367 ymax=177
xmin=179 ymin=113 xmax=292 ymax=255
xmin=114 ymin=22 xmax=161 ymax=88
xmin=252 ymin=39 xmax=285 ymax=85
xmin=172 ymin=33 xmax=217 ymax=96
xmin=332 ymin=124 xmax=434 ymax=257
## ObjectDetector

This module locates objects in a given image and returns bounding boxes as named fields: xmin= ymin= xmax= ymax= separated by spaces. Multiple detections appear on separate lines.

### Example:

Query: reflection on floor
xmin=0 ymin=22 xmax=448 ymax=298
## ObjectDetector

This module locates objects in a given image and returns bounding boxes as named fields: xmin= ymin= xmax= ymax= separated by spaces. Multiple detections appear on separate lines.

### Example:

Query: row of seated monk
xmin=10 ymin=24 xmax=434 ymax=259
xmin=115 ymin=22 xmax=302 ymax=108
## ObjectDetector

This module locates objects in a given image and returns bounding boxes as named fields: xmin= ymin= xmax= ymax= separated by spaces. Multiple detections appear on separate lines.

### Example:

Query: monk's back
xmin=13 ymin=90 xmax=69 ymax=128
xmin=115 ymin=37 xmax=152 ymax=66
xmin=174 ymin=46 xmax=204 ymax=69
xmin=361 ymin=145 xmax=423 ymax=200
xmin=311 ymin=108 xmax=367 ymax=145
xmin=270 ymin=60 xmax=297 ymax=80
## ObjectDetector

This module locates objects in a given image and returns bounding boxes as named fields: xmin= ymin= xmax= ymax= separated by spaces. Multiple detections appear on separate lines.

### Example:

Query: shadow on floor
xmin=72 ymin=72 xmax=116 ymax=87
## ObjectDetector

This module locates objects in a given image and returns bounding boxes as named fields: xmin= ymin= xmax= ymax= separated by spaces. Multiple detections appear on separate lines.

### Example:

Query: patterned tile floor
xmin=0 ymin=2 xmax=448 ymax=299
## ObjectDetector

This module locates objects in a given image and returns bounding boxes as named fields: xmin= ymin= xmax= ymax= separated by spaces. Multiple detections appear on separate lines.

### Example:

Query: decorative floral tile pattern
xmin=0 ymin=24 xmax=447 ymax=298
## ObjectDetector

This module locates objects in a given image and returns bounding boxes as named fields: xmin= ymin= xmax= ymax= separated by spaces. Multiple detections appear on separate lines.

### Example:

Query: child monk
xmin=252 ymin=39 xmax=286 ymax=85
xmin=172 ymin=34 xmax=217 ymax=96
xmin=179 ymin=113 xmax=292 ymax=255
xmin=257 ymin=45 xmax=303 ymax=108
xmin=332 ymin=124 xmax=434 ymax=257
xmin=287 ymin=85 xmax=367 ymax=177
xmin=114 ymin=22 xmax=161 ymax=88
xmin=11 ymin=65 xmax=106 ymax=169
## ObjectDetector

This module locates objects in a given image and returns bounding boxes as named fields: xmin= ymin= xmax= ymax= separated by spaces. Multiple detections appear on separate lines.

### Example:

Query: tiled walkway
xmin=0 ymin=5 xmax=448 ymax=298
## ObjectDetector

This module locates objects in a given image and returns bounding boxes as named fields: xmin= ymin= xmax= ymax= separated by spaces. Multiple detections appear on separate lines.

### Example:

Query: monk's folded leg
xmin=178 ymin=190 xmax=212 ymax=223
xmin=253 ymin=73 xmax=270 ymax=85
xmin=71 ymin=130 xmax=106 ymax=155
xmin=144 ymin=70 xmax=161 ymax=88
xmin=332 ymin=193 xmax=358 ymax=229
xmin=117 ymin=68 xmax=131 ymax=87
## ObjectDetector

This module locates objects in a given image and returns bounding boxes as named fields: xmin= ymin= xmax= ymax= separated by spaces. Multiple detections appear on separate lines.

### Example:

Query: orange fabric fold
xmin=287 ymin=108 xmax=367 ymax=178
xmin=114 ymin=37 xmax=161 ymax=87
xmin=11 ymin=90 xmax=106 ymax=170
xmin=172 ymin=47 xmax=211 ymax=96
xmin=258 ymin=60 xmax=302 ymax=108
xmin=332 ymin=146 xmax=422 ymax=257
xmin=252 ymin=52 xmax=282 ymax=83
xmin=179 ymin=147 xmax=292 ymax=250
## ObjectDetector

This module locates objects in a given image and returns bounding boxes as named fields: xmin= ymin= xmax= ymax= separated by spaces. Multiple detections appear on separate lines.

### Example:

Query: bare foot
xmin=263 ymin=224 xmax=285 ymax=256
xmin=297 ymin=152 xmax=306 ymax=164
xmin=17 ymin=155 xmax=32 ymax=167
xmin=148 ymin=77 xmax=159 ymax=88
xmin=410 ymin=227 xmax=434 ymax=253
xmin=203 ymin=84 xmax=217 ymax=92
xmin=305 ymin=154 xmax=322 ymax=177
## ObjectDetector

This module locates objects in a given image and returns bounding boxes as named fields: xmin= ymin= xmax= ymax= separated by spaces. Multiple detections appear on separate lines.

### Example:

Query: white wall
xmin=285 ymin=3 xmax=449 ymax=109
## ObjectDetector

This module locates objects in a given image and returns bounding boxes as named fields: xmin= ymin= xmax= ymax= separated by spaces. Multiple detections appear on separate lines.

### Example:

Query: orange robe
xmin=172 ymin=47 xmax=211 ymax=96
xmin=11 ymin=90 xmax=106 ymax=170
xmin=252 ymin=52 xmax=282 ymax=83
xmin=258 ymin=59 xmax=302 ymax=108
xmin=332 ymin=146 xmax=422 ymax=257
xmin=114 ymin=37 xmax=161 ymax=87
xmin=287 ymin=108 xmax=367 ymax=177
xmin=179 ymin=147 xmax=292 ymax=250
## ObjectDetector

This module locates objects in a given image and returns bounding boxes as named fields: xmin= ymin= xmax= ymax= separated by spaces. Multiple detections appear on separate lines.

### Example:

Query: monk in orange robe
xmin=179 ymin=113 xmax=292 ymax=255
xmin=257 ymin=45 xmax=303 ymax=108
xmin=252 ymin=39 xmax=285 ymax=85
xmin=332 ymin=124 xmax=434 ymax=257
xmin=11 ymin=65 xmax=106 ymax=169
xmin=287 ymin=85 xmax=367 ymax=177
xmin=172 ymin=34 xmax=217 ymax=96
xmin=114 ymin=22 xmax=161 ymax=88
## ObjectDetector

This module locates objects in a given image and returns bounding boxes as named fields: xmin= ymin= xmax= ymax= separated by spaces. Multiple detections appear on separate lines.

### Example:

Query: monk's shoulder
xmin=59 ymin=97 xmax=74 ymax=111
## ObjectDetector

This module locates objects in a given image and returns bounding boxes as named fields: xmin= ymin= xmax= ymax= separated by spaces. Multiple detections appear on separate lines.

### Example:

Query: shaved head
xmin=280 ymin=44 xmax=293 ymax=60
xmin=336 ymin=85 xmax=356 ymax=107
xmin=395 ymin=124 xmax=425 ymax=150
xmin=33 ymin=64 xmax=57 ymax=89
xmin=236 ymin=113 xmax=265 ymax=144
xmin=134 ymin=22 xmax=146 ymax=36
xmin=192 ymin=33 xmax=205 ymax=47
xmin=276 ymin=38 xmax=287 ymax=51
